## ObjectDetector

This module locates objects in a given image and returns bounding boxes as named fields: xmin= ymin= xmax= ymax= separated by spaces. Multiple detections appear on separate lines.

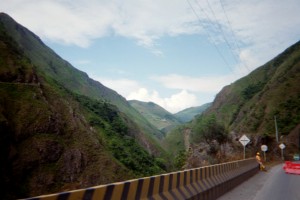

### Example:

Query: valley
xmin=0 ymin=12 xmax=300 ymax=199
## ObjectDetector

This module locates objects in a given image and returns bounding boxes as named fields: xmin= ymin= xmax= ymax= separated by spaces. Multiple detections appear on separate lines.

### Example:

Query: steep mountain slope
xmin=129 ymin=100 xmax=182 ymax=133
xmin=174 ymin=103 xmax=212 ymax=122
xmin=0 ymin=13 xmax=164 ymax=147
xmin=206 ymin=40 xmax=300 ymax=136
xmin=0 ymin=13 xmax=166 ymax=199
xmin=185 ymin=40 xmax=300 ymax=166
xmin=164 ymin=41 xmax=300 ymax=169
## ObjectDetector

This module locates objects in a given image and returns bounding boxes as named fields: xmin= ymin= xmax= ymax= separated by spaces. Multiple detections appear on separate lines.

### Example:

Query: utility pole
xmin=274 ymin=116 xmax=279 ymax=143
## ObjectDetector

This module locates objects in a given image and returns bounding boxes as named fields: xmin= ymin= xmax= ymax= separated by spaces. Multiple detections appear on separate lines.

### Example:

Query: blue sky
xmin=1 ymin=0 xmax=300 ymax=113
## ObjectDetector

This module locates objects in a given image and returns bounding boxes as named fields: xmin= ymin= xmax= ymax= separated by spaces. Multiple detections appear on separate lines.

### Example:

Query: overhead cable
xmin=186 ymin=0 xmax=235 ymax=74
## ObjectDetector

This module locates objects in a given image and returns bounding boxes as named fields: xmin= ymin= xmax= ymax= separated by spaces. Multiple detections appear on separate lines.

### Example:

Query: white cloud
xmin=2 ymin=0 xmax=300 ymax=112
xmin=127 ymin=88 xmax=160 ymax=102
xmin=1 ymin=0 xmax=116 ymax=47
xmin=127 ymin=88 xmax=199 ymax=113
xmin=1 ymin=0 xmax=199 ymax=49
xmin=152 ymin=74 xmax=237 ymax=93
xmin=2 ymin=0 xmax=299 ymax=64
xmin=164 ymin=90 xmax=199 ymax=113
xmin=90 ymin=76 xmax=203 ymax=113
xmin=219 ymin=0 xmax=300 ymax=67
xmin=183 ymin=0 xmax=300 ymax=69
xmin=92 ymin=76 xmax=220 ymax=113
xmin=111 ymin=0 xmax=201 ymax=48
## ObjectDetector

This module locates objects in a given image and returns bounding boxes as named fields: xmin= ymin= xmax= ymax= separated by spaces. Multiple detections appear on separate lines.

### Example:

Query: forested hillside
xmin=129 ymin=100 xmax=182 ymax=133
xmin=206 ymin=40 xmax=300 ymax=135
xmin=0 ymin=13 xmax=167 ymax=199
xmin=188 ymin=40 xmax=300 ymax=166
xmin=165 ymin=41 xmax=300 ymax=169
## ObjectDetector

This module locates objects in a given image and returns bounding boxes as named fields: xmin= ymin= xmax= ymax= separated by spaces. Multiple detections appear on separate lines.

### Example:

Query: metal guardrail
xmin=24 ymin=158 xmax=258 ymax=200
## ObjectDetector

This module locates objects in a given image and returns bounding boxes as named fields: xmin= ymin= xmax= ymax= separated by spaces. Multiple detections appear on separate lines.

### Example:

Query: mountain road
xmin=217 ymin=162 xmax=300 ymax=200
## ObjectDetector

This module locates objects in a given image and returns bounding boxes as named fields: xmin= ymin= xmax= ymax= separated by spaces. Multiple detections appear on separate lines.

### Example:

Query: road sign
xmin=279 ymin=143 xmax=285 ymax=149
xmin=279 ymin=143 xmax=286 ymax=160
xmin=239 ymin=135 xmax=250 ymax=159
xmin=239 ymin=135 xmax=250 ymax=146
xmin=261 ymin=145 xmax=268 ymax=162
xmin=261 ymin=145 xmax=268 ymax=152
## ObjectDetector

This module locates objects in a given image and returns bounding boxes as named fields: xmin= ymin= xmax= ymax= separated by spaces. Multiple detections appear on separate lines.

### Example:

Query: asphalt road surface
xmin=217 ymin=163 xmax=300 ymax=200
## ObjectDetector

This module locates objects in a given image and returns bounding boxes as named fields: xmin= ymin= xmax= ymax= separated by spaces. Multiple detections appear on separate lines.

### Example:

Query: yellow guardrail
xmin=24 ymin=158 xmax=258 ymax=200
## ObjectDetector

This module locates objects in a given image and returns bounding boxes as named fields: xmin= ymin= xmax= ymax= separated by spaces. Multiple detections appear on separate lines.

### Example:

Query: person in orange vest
xmin=256 ymin=152 xmax=266 ymax=171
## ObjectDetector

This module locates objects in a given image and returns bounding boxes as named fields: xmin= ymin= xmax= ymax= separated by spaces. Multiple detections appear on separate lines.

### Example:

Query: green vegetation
xmin=191 ymin=40 xmax=300 ymax=137
xmin=174 ymin=103 xmax=212 ymax=122
xmin=185 ymin=40 xmax=300 ymax=166
xmin=107 ymin=137 xmax=163 ymax=176
xmin=174 ymin=150 xmax=188 ymax=169
xmin=0 ymin=13 xmax=168 ymax=199
xmin=74 ymin=94 xmax=165 ymax=176
xmin=192 ymin=114 xmax=227 ymax=153
xmin=0 ymin=12 xmax=164 ymax=147
xmin=129 ymin=100 xmax=182 ymax=133
xmin=163 ymin=126 xmax=186 ymax=155
xmin=272 ymin=94 xmax=300 ymax=134
xmin=2 ymin=12 xmax=300 ymax=199
xmin=241 ymin=81 xmax=265 ymax=100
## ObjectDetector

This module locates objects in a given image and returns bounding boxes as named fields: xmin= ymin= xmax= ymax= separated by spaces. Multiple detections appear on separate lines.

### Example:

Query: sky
xmin=1 ymin=0 xmax=300 ymax=113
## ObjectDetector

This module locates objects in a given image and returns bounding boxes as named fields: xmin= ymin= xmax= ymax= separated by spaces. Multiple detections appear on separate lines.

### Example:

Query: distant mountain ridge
xmin=174 ymin=103 xmax=212 ymax=122
xmin=129 ymin=100 xmax=212 ymax=132
xmin=129 ymin=100 xmax=182 ymax=133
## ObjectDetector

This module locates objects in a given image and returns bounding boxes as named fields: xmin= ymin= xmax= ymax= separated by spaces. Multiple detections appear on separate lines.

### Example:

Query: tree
xmin=193 ymin=114 xmax=227 ymax=154
xmin=174 ymin=150 xmax=187 ymax=169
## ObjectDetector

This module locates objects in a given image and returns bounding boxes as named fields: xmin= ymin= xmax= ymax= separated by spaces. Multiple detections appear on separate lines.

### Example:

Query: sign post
xmin=279 ymin=143 xmax=286 ymax=160
xmin=239 ymin=135 xmax=250 ymax=159
xmin=261 ymin=145 xmax=268 ymax=162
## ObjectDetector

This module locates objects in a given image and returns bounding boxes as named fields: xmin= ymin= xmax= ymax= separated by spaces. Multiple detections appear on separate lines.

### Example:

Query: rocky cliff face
xmin=0 ymin=13 xmax=166 ymax=199
xmin=0 ymin=71 xmax=132 ymax=198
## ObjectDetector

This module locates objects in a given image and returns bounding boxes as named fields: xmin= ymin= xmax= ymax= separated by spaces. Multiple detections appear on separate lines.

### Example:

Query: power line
xmin=186 ymin=0 xmax=235 ymax=74
xmin=219 ymin=0 xmax=261 ymax=85
xmin=218 ymin=0 xmax=252 ymax=74
xmin=205 ymin=0 xmax=241 ymax=67
xmin=201 ymin=0 xmax=253 ymax=80
xmin=218 ymin=0 xmax=241 ymax=54
xmin=189 ymin=0 xmax=258 ymax=84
